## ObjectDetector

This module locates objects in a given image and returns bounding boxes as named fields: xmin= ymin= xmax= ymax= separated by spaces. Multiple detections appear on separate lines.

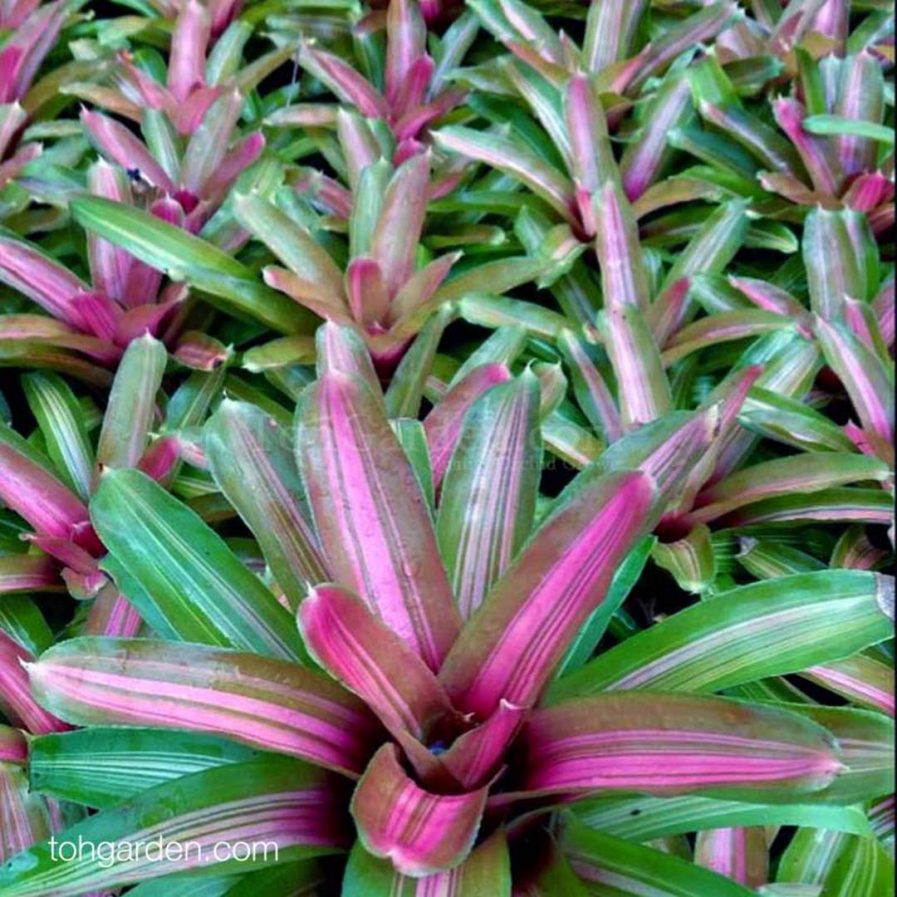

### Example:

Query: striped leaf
xmin=773 ymin=704 xmax=894 ymax=806
xmin=0 ymin=761 xmax=52 ymax=863
xmin=574 ymin=795 xmax=872 ymax=842
xmin=297 ymin=585 xmax=453 ymax=746
xmin=439 ymin=470 xmax=654 ymax=719
xmin=204 ymin=400 xmax=327 ymax=608
xmin=0 ymin=421 xmax=96 ymax=548
xmin=95 ymin=334 xmax=166 ymax=473
xmin=695 ymin=827 xmax=768 ymax=888
xmin=815 ymin=316 xmax=894 ymax=449
xmin=687 ymin=454 xmax=890 ymax=525
xmin=601 ymin=305 xmax=672 ymax=429
xmin=232 ymin=193 xmax=345 ymax=309
xmin=29 ymin=728 xmax=261 ymax=809
xmin=350 ymin=744 xmax=488 ymax=877
xmin=801 ymin=653 xmax=894 ymax=716
xmin=549 ymin=571 xmax=893 ymax=701
xmin=90 ymin=469 xmax=304 ymax=661
xmin=778 ymin=831 xmax=894 ymax=897
xmin=562 ymin=818 xmax=756 ymax=897
xmin=436 ymin=371 xmax=541 ymax=619
xmin=592 ymin=180 xmax=650 ymax=311
xmin=343 ymin=831 xmax=510 ymax=896
xmin=433 ymin=126 xmax=574 ymax=223
xmin=0 ymin=758 xmax=348 ymax=897
xmin=296 ymin=372 xmax=461 ymax=670
xmin=423 ymin=363 xmax=511 ymax=488
xmin=21 ymin=372 xmax=93 ymax=501
xmin=0 ymin=630 xmax=68 ymax=735
xmin=71 ymin=197 xmax=313 ymax=335
xmin=518 ymin=693 xmax=842 ymax=800
xmin=26 ymin=637 xmax=377 ymax=776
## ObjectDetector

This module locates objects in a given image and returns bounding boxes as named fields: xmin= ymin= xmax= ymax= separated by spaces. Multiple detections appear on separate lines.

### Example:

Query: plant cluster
xmin=0 ymin=1 xmax=894 ymax=895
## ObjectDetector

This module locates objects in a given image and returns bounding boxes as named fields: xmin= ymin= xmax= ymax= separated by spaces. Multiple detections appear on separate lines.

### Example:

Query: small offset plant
xmin=0 ymin=1 xmax=894 ymax=896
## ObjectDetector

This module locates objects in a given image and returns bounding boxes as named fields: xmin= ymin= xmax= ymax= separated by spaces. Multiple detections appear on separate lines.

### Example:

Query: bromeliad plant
xmin=0 ymin=161 xmax=193 ymax=377
xmin=273 ymin=0 xmax=470 ymax=161
xmin=0 ymin=324 xmax=891 ymax=895
xmin=0 ymin=331 xmax=231 ymax=640
xmin=0 ymin=0 xmax=894 ymax=895
xmin=233 ymin=144 xmax=551 ymax=370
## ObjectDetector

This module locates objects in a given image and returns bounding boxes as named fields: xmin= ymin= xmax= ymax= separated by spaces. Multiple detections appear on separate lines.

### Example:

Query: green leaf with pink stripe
xmin=204 ymin=399 xmax=328 ymax=609
xmin=343 ymin=830 xmax=510 ymax=896
xmin=561 ymin=816 xmax=757 ymax=897
xmin=549 ymin=571 xmax=892 ymax=702
xmin=439 ymin=470 xmax=655 ymax=719
xmin=26 ymin=637 xmax=378 ymax=777
xmin=800 ymin=653 xmax=894 ymax=716
xmin=0 ymin=760 xmax=53 ymax=863
xmin=0 ymin=757 xmax=348 ymax=897
xmin=814 ymin=316 xmax=894 ymax=450
xmin=29 ymin=728 xmax=263 ymax=810
xmin=423 ymin=363 xmax=511 ymax=489
xmin=436 ymin=370 xmax=542 ymax=619
xmin=686 ymin=454 xmax=890 ymax=526
xmin=95 ymin=334 xmax=167 ymax=473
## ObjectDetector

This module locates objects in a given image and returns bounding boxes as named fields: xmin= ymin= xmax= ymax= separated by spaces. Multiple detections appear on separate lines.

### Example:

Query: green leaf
xmin=204 ymin=399 xmax=327 ymax=610
xmin=22 ymin=372 xmax=93 ymax=501
xmin=95 ymin=333 xmax=167 ymax=472
xmin=437 ymin=371 xmax=542 ymax=619
xmin=561 ymin=815 xmax=755 ymax=897
xmin=575 ymin=794 xmax=872 ymax=842
xmin=778 ymin=830 xmax=894 ymax=896
xmin=0 ymin=758 xmax=346 ymax=897
xmin=764 ymin=704 xmax=894 ymax=806
xmin=29 ymin=728 xmax=262 ymax=809
xmin=70 ymin=197 xmax=314 ymax=334
xmin=90 ymin=468 xmax=303 ymax=661
xmin=549 ymin=571 xmax=893 ymax=701
xmin=802 ymin=115 xmax=894 ymax=145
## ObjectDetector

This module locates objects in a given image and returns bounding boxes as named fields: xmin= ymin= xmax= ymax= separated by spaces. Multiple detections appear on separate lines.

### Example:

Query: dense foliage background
xmin=0 ymin=1 xmax=894 ymax=895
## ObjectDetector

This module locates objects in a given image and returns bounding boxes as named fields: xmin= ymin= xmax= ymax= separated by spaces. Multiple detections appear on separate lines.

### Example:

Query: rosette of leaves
xmin=0 ymin=331 xmax=232 ymax=643
xmin=267 ymin=0 xmax=472 ymax=162
xmin=0 ymin=324 xmax=891 ymax=896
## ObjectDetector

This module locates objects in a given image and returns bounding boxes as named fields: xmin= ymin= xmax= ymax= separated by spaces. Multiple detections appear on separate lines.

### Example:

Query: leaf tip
xmin=874 ymin=573 xmax=894 ymax=620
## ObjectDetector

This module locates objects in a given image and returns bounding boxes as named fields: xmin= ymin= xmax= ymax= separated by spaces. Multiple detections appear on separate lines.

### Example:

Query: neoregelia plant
xmin=0 ymin=0 xmax=893 ymax=895
xmin=0 ymin=323 xmax=889 ymax=895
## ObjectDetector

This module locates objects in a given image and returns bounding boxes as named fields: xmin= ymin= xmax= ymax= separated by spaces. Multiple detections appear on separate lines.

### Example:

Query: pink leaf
xmin=385 ymin=0 xmax=427 ymax=109
xmin=167 ymin=0 xmax=210 ymax=102
xmin=516 ymin=692 xmax=843 ymax=799
xmin=439 ymin=471 xmax=654 ymax=720
xmin=351 ymin=743 xmax=488 ymax=877
xmin=298 ymin=584 xmax=455 ymax=745
xmin=81 ymin=110 xmax=176 ymax=194
xmin=0 ymin=631 xmax=68 ymax=734
xmin=0 ymin=236 xmax=87 ymax=326
xmin=296 ymin=372 xmax=461 ymax=670
xmin=370 ymin=153 xmax=432 ymax=298
xmin=27 ymin=637 xmax=379 ymax=776
xmin=423 ymin=363 xmax=511 ymax=488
